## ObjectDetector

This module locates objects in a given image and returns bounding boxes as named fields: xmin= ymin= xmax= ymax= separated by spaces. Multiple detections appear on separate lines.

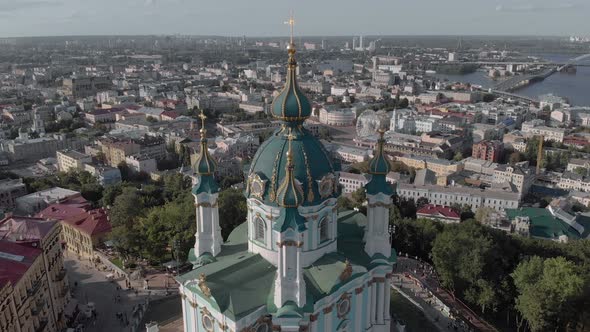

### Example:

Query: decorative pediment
xmin=248 ymin=173 xmax=267 ymax=200
xmin=339 ymin=259 xmax=353 ymax=281
xmin=198 ymin=273 xmax=212 ymax=298
xmin=316 ymin=173 xmax=336 ymax=199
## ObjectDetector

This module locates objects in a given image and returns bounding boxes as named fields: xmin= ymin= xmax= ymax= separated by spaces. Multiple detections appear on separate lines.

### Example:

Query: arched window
xmin=319 ymin=218 xmax=329 ymax=243
xmin=254 ymin=218 xmax=265 ymax=244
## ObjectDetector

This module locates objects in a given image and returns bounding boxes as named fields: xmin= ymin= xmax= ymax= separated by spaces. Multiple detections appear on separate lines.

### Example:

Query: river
xmin=430 ymin=53 xmax=590 ymax=106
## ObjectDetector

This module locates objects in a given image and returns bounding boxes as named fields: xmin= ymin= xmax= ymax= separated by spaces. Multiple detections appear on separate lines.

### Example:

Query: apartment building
xmin=339 ymin=172 xmax=368 ymax=194
xmin=37 ymin=200 xmax=111 ymax=259
xmin=493 ymin=165 xmax=535 ymax=196
xmin=0 ymin=179 xmax=27 ymax=211
xmin=56 ymin=150 xmax=92 ymax=172
xmin=472 ymin=140 xmax=503 ymax=162
xmin=397 ymin=183 xmax=520 ymax=211
xmin=15 ymin=187 xmax=81 ymax=215
xmin=521 ymin=120 xmax=566 ymax=143
xmin=396 ymin=154 xmax=463 ymax=177
xmin=0 ymin=216 xmax=69 ymax=332
xmin=557 ymin=172 xmax=590 ymax=192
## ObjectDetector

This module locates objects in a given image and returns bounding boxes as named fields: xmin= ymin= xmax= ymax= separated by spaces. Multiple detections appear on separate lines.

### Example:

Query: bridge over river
xmin=492 ymin=53 xmax=590 ymax=92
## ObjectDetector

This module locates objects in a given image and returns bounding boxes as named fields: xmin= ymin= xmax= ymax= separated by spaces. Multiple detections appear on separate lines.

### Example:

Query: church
xmin=177 ymin=34 xmax=397 ymax=332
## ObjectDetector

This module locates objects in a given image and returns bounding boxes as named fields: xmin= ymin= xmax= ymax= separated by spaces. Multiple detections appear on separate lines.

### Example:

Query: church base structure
xmin=177 ymin=211 xmax=396 ymax=332
xmin=177 ymin=35 xmax=398 ymax=332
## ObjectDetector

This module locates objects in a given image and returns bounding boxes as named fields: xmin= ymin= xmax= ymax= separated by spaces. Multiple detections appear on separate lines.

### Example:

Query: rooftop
xmin=506 ymin=208 xmax=590 ymax=240
xmin=417 ymin=204 xmax=461 ymax=220
xmin=0 ymin=239 xmax=42 ymax=287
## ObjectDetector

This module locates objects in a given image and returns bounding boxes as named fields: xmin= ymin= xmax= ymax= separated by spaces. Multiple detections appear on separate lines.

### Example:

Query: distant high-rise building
xmin=448 ymin=52 xmax=456 ymax=62
xmin=359 ymin=35 xmax=364 ymax=50
xmin=352 ymin=36 xmax=358 ymax=50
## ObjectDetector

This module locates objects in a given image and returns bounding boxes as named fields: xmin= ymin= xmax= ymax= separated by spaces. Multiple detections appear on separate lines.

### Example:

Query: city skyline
xmin=0 ymin=0 xmax=588 ymax=38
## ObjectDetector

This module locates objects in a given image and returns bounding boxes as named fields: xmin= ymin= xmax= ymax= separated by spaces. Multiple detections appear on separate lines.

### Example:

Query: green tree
xmin=453 ymin=151 xmax=463 ymax=162
xmin=217 ymin=188 xmax=247 ymax=239
xmin=109 ymin=188 xmax=144 ymax=257
xmin=512 ymin=256 xmax=587 ymax=332
xmin=508 ymin=151 xmax=523 ymax=164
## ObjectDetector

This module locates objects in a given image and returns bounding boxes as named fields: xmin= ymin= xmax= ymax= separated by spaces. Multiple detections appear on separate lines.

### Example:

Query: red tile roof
xmin=62 ymin=208 xmax=111 ymax=236
xmin=0 ymin=240 xmax=42 ymax=287
xmin=160 ymin=110 xmax=179 ymax=119
xmin=417 ymin=204 xmax=461 ymax=220
xmin=0 ymin=216 xmax=57 ymax=243
xmin=36 ymin=201 xmax=111 ymax=237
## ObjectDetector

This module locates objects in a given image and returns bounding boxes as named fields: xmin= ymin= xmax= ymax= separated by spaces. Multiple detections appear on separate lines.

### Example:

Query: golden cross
xmin=198 ymin=109 xmax=207 ymax=130
xmin=284 ymin=10 xmax=295 ymax=45
xmin=286 ymin=129 xmax=295 ymax=162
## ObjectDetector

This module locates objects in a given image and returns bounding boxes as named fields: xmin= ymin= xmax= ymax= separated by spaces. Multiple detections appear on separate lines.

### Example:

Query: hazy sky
xmin=0 ymin=0 xmax=588 ymax=37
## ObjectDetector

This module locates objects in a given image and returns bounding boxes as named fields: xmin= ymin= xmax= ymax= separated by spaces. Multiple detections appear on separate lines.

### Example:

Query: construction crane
xmin=536 ymin=135 xmax=544 ymax=175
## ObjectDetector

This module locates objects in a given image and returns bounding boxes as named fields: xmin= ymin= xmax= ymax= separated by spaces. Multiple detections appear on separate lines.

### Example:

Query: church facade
xmin=177 ymin=40 xmax=397 ymax=332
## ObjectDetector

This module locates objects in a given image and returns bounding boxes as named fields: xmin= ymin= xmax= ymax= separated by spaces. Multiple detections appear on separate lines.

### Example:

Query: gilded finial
xmin=284 ymin=10 xmax=295 ymax=47
xmin=339 ymin=259 xmax=353 ymax=281
xmin=377 ymin=128 xmax=385 ymax=140
xmin=198 ymin=109 xmax=207 ymax=136
xmin=286 ymin=128 xmax=295 ymax=165
xmin=198 ymin=273 xmax=212 ymax=298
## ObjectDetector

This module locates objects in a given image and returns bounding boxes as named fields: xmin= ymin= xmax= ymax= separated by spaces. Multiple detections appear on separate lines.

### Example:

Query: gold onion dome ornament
xmin=194 ymin=110 xmax=217 ymax=176
xmin=270 ymin=16 xmax=312 ymax=123
xmin=246 ymin=12 xmax=336 ymax=207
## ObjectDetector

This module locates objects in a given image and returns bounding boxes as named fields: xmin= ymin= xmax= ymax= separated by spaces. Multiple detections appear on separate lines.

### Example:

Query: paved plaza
xmin=65 ymin=254 xmax=179 ymax=332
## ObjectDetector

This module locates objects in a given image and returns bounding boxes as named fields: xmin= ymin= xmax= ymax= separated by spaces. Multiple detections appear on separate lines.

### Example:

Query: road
xmin=395 ymin=256 xmax=498 ymax=332
xmin=65 ymin=256 xmax=152 ymax=332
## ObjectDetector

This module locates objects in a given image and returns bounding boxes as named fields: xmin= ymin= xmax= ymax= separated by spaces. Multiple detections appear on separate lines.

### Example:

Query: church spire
xmin=368 ymin=129 xmax=390 ymax=175
xmin=194 ymin=110 xmax=216 ymax=176
xmin=276 ymin=130 xmax=304 ymax=208
xmin=271 ymin=12 xmax=312 ymax=123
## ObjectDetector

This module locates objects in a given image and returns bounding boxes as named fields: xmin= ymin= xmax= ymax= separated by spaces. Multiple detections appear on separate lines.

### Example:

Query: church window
xmin=254 ymin=218 xmax=265 ymax=244
xmin=202 ymin=314 xmax=214 ymax=331
xmin=337 ymin=298 xmax=351 ymax=317
xmin=319 ymin=218 xmax=329 ymax=243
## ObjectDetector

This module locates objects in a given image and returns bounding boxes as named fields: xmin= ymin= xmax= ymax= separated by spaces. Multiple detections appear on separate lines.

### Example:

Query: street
xmin=65 ymin=256 xmax=153 ymax=332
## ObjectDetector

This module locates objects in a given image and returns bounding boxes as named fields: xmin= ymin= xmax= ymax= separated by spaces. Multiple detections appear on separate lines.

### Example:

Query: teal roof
xmin=177 ymin=211 xmax=397 ymax=319
xmin=506 ymin=208 xmax=590 ymax=240
xmin=365 ymin=131 xmax=394 ymax=195
xmin=367 ymin=132 xmax=390 ymax=175
xmin=273 ymin=207 xmax=307 ymax=232
xmin=275 ymin=301 xmax=304 ymax=318
xmin=177 ymin=222 xmax=276 ymax=320
xmin=247 ymin=126 xmax=335 ymax=206
xmin=365 ymin=175 xmax=394 ymax=196
xmin=194 ymin=137 xmax=217 ymax=176
xmin=270 ymin=47 xmax=312 ymax=121
xmin=192 ymin=174 xmax=219 ymax=195
xmin=275 ymin=150 xmax=304 ymax=208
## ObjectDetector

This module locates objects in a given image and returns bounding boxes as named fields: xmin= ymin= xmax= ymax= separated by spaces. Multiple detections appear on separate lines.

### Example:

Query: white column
xmin=384 ymin=278 xmax=391 ymax=321
xmin=310 ymin=314 xmax=319 ymax=332
xmin=365 ymin=282 xmax=373 ymax=329
xmin=323 ymin=307 xmax=333 ymax=332
xmin=354 ymin=287 xmax=363 ymax=332
xmin=371 ymin=279 xmax=377 ymax=324
xmin=181 ymin=295 xmax=188 ymax=332
xmin=377 ymin=281 xmax=385 ymax=324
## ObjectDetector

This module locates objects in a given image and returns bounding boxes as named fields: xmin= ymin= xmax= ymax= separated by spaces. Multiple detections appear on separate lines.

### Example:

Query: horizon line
xmin=0 ymin=33 xmax=572 ymax=40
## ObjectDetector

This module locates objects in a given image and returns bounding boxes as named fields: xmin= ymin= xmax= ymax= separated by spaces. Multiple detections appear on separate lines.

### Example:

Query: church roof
xmin=270 ymin=45 xmax=312 ymax=121
xmin=177 ymin=211 xmax=397 ymax=320
xmin=248 ymin=42 xmax=336 ymax=206
xmin=247 ymin=126 xmax=335 ymax=206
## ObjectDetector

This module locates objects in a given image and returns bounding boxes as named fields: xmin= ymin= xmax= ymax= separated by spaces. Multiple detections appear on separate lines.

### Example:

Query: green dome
xmin=194 ymin=136 xmax=216 ymax=176
xmin=247 ymin=126 xmax=335 ymax=206
xmin=368 ymin=130 xmax=390 ymax=175
xmin=270 ymin=47 xmax=312 ymax=121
